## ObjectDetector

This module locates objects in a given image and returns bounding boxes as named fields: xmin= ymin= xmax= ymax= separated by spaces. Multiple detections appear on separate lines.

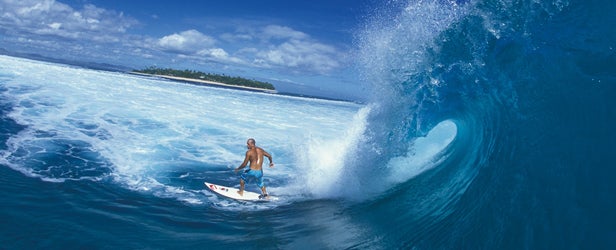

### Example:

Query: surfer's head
xmin=247 ymin=138 xmax=256 ymax=148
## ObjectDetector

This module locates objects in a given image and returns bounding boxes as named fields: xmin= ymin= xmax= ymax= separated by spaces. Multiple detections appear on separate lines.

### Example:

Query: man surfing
xmin=234 ymin=138 xmax=274 ymax=198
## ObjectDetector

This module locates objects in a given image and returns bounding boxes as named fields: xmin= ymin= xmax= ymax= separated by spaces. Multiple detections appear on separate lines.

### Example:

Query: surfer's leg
xmin=258 ymin=186 xmax=269 ymax=199
xmin=238 ymin=179 xmax=245 ymax=196
xmin=238 ymin=170 xmax=251 ymax=196
xmin=256 ymin=170 xmax=267 ymax=197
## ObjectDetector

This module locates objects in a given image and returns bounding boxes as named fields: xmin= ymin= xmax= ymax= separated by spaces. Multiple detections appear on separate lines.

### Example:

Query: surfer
xmin=234 ymin=138 xmax=274 ymax=198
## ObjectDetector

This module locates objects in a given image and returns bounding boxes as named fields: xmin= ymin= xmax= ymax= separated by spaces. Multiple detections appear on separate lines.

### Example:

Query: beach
xmin=129 ymin=71 xmax=278 ymax=94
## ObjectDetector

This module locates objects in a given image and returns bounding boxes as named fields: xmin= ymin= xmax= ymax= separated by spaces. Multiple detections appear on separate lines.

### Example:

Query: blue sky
xmin=0 ymin=0 xmax=378 ymax=99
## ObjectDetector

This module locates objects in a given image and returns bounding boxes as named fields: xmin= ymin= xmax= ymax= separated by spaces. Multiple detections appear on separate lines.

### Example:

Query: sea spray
xmin=297 ymin=106 xmax=371 ymax=198
xmin=339 ymin=0 xmax=469 ymax=199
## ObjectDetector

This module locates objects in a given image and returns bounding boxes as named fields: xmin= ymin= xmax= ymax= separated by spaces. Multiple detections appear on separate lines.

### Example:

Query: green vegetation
xmin=134 ymin=67 xmax=275 ymax=90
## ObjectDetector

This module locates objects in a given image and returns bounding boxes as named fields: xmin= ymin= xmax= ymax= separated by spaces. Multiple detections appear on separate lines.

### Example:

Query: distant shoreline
xmin=129 ymin=72 xmax=278 ymax=94
xmin=130 ymin=71 xmax=360 ymax=103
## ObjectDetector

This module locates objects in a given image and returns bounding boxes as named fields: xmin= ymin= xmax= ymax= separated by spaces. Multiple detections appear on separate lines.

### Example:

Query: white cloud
xmin=0 ymin=0 xmax=347 ymax=76
xmin=197 ymin=48 xmax=245 ymax=64
xmin=48 ymin=22 xmax=62 ymax=30
xmin=261 ymin=25 xmax=308 ymax=40
xmin=255 ymin=39 xmax=342 ymax=73
xmin=157 ymin=29 xmax=216 ymax=54
xmin=225 ymin=25 xmax=345 ymax=74
xmin=156 ymin=30 xmax=247 ymax=65
xmin=0 ymin=0 xmax=137 ymax=41
xmin=240 ymin=26 xmax=343 ymax=73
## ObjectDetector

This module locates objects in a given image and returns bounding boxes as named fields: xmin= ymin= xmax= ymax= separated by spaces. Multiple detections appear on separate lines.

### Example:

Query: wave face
xmin=1 ymin=0 xmax=615 ymax=248
xmin=351 ymin=0 xmax=616 ymax=248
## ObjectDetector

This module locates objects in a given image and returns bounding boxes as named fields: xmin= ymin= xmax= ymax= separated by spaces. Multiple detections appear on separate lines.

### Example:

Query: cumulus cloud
xmin=261 ymin=25 xmax=308 ymax=40
xmin=157 ymin=29 xmax=216 ymax=54
xmin=153 ymin=29 xmax=245 ymax=64
xmin=0 ymin=0 xmax=137 ymax=41
xmin=197 ymin=48 xmax=245 ymax=64
xmin=242 ymin=25 xmax=344 ymax=73
xmin=255 ymin=39 xmax=341 ymax=73
xmin=0 ymin=0 xmax=347 ymax=76
xmin=218 ymin=25 xmax=345 ymax=73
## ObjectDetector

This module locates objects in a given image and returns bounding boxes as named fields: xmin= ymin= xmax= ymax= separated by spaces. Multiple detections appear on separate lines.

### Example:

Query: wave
xmin=334 ymin=0 xmax=616 ymax=247
xmin=331 ymin=0 xmax=476 ymax=202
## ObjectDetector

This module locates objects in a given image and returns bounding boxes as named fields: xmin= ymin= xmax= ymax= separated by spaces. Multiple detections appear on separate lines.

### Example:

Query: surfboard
xmin=204 ymin=182 xmax=274 ymax=201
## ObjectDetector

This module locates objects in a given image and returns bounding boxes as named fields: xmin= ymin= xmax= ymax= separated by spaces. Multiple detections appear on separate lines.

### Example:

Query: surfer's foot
xmin=258 ymin=193 xmax=268 ymax=199
xmin=237 ymin=190 xmax=243 ymax=196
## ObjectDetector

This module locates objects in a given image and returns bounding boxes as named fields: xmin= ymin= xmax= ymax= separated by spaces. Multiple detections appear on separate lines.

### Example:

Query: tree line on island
xmin=133 ymin=67 xmax=275 ymax=90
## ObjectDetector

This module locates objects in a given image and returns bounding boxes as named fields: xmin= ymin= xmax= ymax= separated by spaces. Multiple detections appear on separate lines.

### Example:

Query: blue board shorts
xmin=240 ymin=169 xmax=264 ymax=188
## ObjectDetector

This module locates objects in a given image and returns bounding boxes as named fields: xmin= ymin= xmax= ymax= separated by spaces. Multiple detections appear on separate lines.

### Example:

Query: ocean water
xmin=1 ymin=0 xmax=615 ymax=249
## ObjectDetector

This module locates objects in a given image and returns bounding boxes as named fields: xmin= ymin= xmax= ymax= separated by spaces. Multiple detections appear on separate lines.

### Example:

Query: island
xmin=131 ymin=67 xmax=276 ymax=93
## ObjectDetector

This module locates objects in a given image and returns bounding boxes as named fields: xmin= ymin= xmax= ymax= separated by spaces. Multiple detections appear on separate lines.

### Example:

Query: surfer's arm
xmin=234 ymin=151 xmax=250 ymax=173
xmin=263 ymin=150 xmax=274 ymax=167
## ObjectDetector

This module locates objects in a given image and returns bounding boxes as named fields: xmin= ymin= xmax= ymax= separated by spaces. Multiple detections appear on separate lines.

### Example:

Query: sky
xmin=0 ymin=0 xmax=379 ymax=100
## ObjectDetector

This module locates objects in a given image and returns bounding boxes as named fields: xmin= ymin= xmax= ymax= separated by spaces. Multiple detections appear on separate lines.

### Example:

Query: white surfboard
xmin=205 ymin=182 xmax=274 ymax=201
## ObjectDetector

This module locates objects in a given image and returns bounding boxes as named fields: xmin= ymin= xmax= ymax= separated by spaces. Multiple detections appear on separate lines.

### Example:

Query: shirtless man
xmin=234 ymin=138 xmax=274 ymax=198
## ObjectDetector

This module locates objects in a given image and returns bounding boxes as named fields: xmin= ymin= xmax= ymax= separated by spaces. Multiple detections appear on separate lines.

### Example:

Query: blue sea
xmin=1 ymin=0 xmax=615 ymax=249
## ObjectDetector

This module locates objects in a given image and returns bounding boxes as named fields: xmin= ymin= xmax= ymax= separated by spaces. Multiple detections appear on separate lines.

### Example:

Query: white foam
xmin=0 ymin=55 xmax=361 ymax=206
xmin=296 ymin=106 xmax=371 ymax=199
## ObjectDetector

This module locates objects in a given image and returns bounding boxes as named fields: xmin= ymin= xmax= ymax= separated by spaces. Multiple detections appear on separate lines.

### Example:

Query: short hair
xmin=247 ymin=138 xmax=256 ymax=145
